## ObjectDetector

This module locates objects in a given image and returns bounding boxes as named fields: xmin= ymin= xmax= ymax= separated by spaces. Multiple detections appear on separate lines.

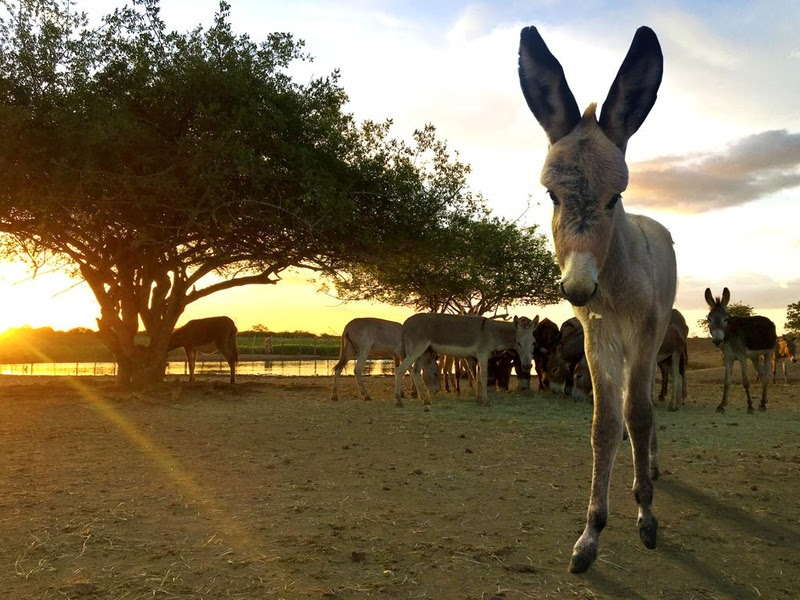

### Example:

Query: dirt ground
xmin=1 ymin=339 xmax=799 ymax=600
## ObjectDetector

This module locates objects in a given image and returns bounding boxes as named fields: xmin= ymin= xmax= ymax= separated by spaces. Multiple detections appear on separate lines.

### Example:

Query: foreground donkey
xmin=330 ymin=317 xmax=439 ymax=402
xmin=519 ymin=26 xmax=677 ymax=573
xmin=394 ymin=314 xmax=538 ymax=407
xmin=705 ymin=288 xmax=777 ymax=412
xmin=169 ymin=316 xmax=238 ymax=383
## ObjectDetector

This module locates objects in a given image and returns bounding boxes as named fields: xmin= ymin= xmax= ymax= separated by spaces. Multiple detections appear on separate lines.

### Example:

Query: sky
xmin=1 ymin=0 xmax=799 ymax=336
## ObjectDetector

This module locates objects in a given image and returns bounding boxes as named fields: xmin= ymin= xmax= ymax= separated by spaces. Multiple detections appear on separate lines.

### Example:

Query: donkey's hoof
xmin=423 ymin=404 xmax=431 ymax=412
xmin=395 ymin=398 xmax=404 ymax=408
xmin=758 ymin=404 xmax=767 ymax=412
xmin=330 ymin=395 xmax=338 ymax=402
xmin=568 ymin=549 xmax=596 ymax=574
xmin=716 ymin=405 xmax=725 ymax=413
xmin=747 ymin=406 xmax=755 ymax=414
xmin=363 ymin=394 xmax=373 ymax=402
xmin=651 ymin=465 xmax=660 ymax=481
xmin=638 ymin=516 xmax=658 ymax=550
xmin=668 ymin=405 xmax=678 ymax=412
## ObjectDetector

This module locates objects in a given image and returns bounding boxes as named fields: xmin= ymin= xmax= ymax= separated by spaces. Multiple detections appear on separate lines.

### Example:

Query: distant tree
xmin=328 ymin=214 xmax=561 ymax=316
xmin=785 ymin=301 xmax=800 ymax=335
xmin=727 ymin=302 xmax=754 ymax=318
xmin=0 ymin=0 xmax=483 ymax=385
xmin=251 ymin=324 xmax=271 ymax=334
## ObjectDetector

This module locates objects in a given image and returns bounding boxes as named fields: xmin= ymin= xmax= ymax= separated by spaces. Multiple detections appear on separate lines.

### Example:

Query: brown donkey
xmin=772 ymin=335 xmax=797 ymax=383
xmin=705 ymin=288 xmax=777 ymax=412
xmin=168 ymin=316 xmax=239 ymax=384
xmin=519 ymin=26 xmax=676 ymax=573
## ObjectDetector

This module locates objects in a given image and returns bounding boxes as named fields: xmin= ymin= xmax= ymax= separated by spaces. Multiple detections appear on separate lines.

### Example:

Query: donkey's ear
xmin=599 ymin=26 xmax=663 ymax=153
xmin=704 ymin=288 xmax=715 ymax=308
xmin=531 ymin=315 xmax=540 ymax=328
xmin=721 ymin=287 xmax=731 ymax=307
xmin=518 ymin=26 xmax=581 ymax=145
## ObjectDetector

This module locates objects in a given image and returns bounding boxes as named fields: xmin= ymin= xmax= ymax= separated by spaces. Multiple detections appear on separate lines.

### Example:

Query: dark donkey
xmin=519 ymin=26 xmax=676 ymax=573
xmin=705 ymin=288 xmax=776 ymax=413
xmin=169 ymin=316 xmax=239 ymax=384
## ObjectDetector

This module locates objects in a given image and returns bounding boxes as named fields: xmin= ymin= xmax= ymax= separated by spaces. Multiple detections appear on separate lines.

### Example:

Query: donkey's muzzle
xmin=560 ymin=280 xmax=598 ymax=307
xmin=559 ymin=252 xmax=599 ymax=307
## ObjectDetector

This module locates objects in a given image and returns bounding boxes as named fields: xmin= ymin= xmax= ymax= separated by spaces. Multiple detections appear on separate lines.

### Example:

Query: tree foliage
xmin=0 ymin=0 xmax=484 ymax=384
xmin=328 ymin=214 xmax=561 ymax=316
xmin=785 ymin=301 xmax=800 ymax=335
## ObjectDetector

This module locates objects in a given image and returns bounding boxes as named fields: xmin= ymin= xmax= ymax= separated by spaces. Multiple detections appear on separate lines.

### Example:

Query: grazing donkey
xmin=547 ymin=317 xmax=585 ymax=396
xmin=657 ymin=309 xmax=689 ymax=411
xmin=772 ymin=335 xmax=797 ymax=383
xmin=571 ymin=355 xmax=593 ymax=403
xmin=330 ymin=317 xmax=439 ymax=402
xmin=532 ymin=317 xmax=560 ymax=391
xmin=394 ymin=314 xmax=538 ymax=407
xmin=169 ymin=316 xmax=239 ymax=384
xmin=705 ymin=288 xmax=777 ymax=412
xmin=519 ymin=25 xmax=677 ymax=573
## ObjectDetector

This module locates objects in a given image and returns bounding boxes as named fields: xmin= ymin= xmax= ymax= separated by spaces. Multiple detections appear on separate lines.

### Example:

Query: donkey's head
xmin=513 ymin=315 xmax=540 ymax=374
xmin=518 ymin=27 xmax=663 ymax=306
xmin=779 ymin=335 xmax=797 ymax=363
xmin=704 ymin=287 xmax=730 ymax=346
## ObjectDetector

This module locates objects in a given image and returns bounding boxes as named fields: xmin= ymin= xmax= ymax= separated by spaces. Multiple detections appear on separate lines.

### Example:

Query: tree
xmin=0 ymin=0 xmax=482 ymax=385
xmin=328 ymin=214 xmax=561 ymax=316
xmin=785 ymin=301 xmax=800 ymax=335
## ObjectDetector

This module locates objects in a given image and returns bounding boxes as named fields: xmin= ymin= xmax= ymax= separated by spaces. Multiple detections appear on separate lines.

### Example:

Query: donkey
xmin=168 ymin=316 xmax=239 ymax=384
xmin=772 ymin=335 xmax=797 ymax=383
xmin=330 ymin=317 xmax=440 ymax=402
xmin=547 ymin=317 xmax=585 ymax=395
xmin=657 ymin=309 xmax=689 ymax=411
xmin=532 ymin=317 xmax=560 ymax=391
xmin=571 ymin=355 xmax=593 ymax=403
xmin=705 ymin=288 xmax=777 ymax=413
xmin=394 ymin=314 xmax=538 ymax=407
xmin=519 ymin=26 xmax=677 ymax=573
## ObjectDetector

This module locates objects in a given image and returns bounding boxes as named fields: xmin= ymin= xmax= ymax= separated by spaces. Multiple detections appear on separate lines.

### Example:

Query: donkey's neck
xmin=594 ymin=209 xmax=651 ymax=309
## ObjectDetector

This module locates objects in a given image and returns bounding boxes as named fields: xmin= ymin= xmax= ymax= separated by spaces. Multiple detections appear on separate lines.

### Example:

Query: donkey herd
xmin=163 ymin=25 xmax=798 ymax=575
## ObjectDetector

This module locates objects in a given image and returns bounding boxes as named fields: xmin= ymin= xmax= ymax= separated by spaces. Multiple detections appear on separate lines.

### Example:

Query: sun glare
xmin=0 ymin=262 xmax=99 ymax=333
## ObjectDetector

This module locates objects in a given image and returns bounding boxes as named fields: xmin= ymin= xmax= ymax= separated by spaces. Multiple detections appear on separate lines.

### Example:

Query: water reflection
xmin=0 ymin=359 xmax=396 ymax=378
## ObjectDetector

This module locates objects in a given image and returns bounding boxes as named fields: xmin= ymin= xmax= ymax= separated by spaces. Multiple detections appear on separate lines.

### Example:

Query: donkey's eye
xmin=547 ymin=190 xmax=560 ymax=206
xmin=605 ymin=194 xmax=621 ymax=210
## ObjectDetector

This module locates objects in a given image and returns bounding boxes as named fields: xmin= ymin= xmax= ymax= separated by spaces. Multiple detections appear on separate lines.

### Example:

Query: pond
xmin=0 ymin=358 xmax=396 ymax=378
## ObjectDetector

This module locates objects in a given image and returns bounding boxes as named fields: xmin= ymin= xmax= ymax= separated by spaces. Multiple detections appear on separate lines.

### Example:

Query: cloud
xmin=626 ymin=130 xmax=800 ymax=213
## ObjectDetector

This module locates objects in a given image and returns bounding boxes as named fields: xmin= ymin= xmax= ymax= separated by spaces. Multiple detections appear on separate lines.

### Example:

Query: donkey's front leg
xmin=393 ymin=353 xmax=419 ymax=407
xmin=477 ymin=355 xmax=490 ymax=405
xmin=626 ymin=361 xmax=659 ymax=551
xmin=570 ymin=354 xmax=623 ymax=574
xmin=717 ymin=357 xmax=734 ymax=413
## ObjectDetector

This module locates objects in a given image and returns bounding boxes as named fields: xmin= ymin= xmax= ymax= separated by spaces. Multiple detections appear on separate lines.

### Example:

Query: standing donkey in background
xmin=772 ymin=335 xmax=797 ymax=383
xmin=705 ymin=288 xmax=777 ymax=413
xmin=330 ymin=317 xmax=440 ymax=402
xmin=519 ymin=26 xmax=677 ymax=573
